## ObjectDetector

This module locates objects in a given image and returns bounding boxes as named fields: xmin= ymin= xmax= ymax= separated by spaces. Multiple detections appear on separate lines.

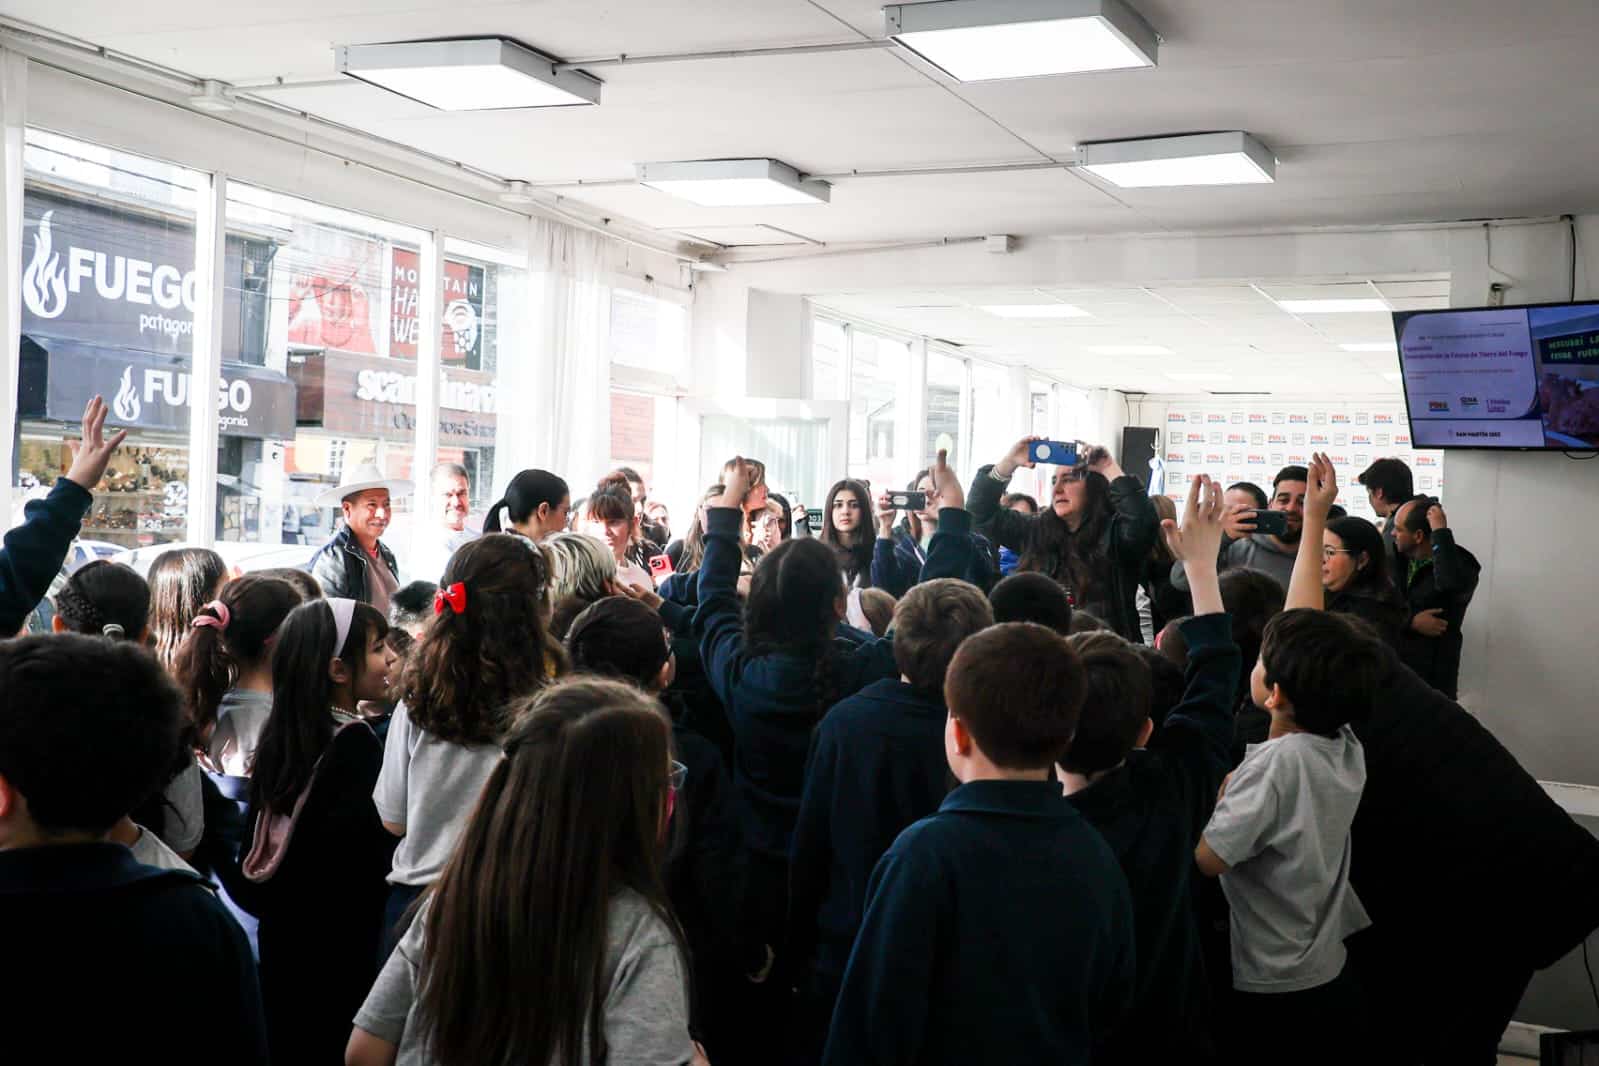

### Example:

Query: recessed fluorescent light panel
xmin=1165 ymin=372 xmax=1233 ymax=381
xmin=1276 ymin=298 xmax=1390 ymax=314
xmin=1088 ymin=344 xmax=1172 ymax=355
xmin=885 ymin=0 xmax=1157 ymax=81
xmin=981 ymin=303 xmax=1091 ymax=318
xmin=337 ymin=38 xmax=601 ymax=110
xmin=637 ymin=159 xmax=831 ymax=207
xmin=1077 ymin=132 xmax=1276 ymax=188
xmin=1340 ymin=342 xmax=1398 ymax=352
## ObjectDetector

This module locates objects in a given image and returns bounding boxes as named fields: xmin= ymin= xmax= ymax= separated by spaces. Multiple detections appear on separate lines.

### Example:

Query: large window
xmin=968 ymin=361 xmax=1012 ymax=477
xmin=16 ymin=131 xmax=206 ymax=549
xmin=811 ymin=318 xmax=848 ymax=403
xmin=848 ymin=330 xmax=909 ymax=487
xmin=224 ymin=183 xmax=426 ymax=553
xmin=926 ymin=349 xmax=966 ymax=471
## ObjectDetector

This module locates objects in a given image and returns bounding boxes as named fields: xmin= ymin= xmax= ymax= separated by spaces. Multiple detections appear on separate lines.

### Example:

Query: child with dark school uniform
xmin=822 ymin=623 xmax=1136 ymax=1066
xmin=1058 ymin=474 xmax=1240 ymax=1064
xmin=786 ymin=577 xmax=994 ymax=1062
xmin=692 ymin=452 xmax=977 ymax=1060
xmin=0 ymin=635 xmax=267 ymax=1065
xmin=1195 ymin=453 xmax=1379 ymax=1066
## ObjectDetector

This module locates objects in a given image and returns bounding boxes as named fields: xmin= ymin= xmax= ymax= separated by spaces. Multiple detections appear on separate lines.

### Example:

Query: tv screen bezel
xmin=1392 ymin=297 xmax=1599 ymax=452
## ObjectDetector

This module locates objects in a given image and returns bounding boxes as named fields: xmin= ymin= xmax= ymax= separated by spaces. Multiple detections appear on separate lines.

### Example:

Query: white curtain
xmin=515 ymin=217 xmax=613 ymax=496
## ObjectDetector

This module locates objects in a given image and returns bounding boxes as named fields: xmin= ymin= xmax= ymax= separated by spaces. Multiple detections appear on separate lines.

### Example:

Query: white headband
xmin=328 ymin=598 xmax=357 ymax=655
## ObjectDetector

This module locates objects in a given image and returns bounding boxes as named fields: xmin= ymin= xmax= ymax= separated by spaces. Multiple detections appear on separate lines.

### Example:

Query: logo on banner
xmin=1207 ymin=413 xmax=1227 ymax=424
xmin=1247 ymin=453 xmax=1266 ymax=465
xmin=1251 ymin=432 xmax=1265 ymax=445
xmin=112 ymin=366 xmax=141 ymax=422
xmin=1287 ymin=452 xmax=1307 ymax=463
xmin=1331 ymin=413 xmax=1351 ymax=424
xmin=1374 ymin=413 xmax=1395 ymax=424
xmin=1209 ymin=432 xmax=1223 ymax=444
xmin=1268 ymin=433 xmax=1287 ymax=444
xmin=1428 ymin=401 xmax=1449 ymax=413
xmin=1188 ymin=432 xmax=1206 ymax=443
xmin=1334 ymin=434 xmax=1348 ymax=446
xmin=1166 ymin=452 xmax=1184 ymax=463
xmin=1270 ymin=452 xmax=1285 ymax=465
xmin=1231 ymin=412 xmax=1245 ymax=424
xmin=1206 ymin=453 xmax=1225 ymax=464
xmin=1227 ymin=433 xmax=1246 ymax=444
xmin=1396 ymin=432 xmax=1412 ymax=445
xmin=1460 ymin=396 xmax=1480 ymax=411
xmin=1375 ymin=434 xmax=1391 ymax=446
xmin=1230 ymin=451 xmax=1244 ymax=464
xmin=1289 ymin=413 xmax=1309 ymax=424
xmin=1292 ymin=433 xmax=1307 ymax=446
xmin=1420 ymin=476 xmax=1436 ymax=490
xmin=1355 ymin=412 xmax=1370 ymax=426
xmin=1249 ymin=414 xmax=1268 ymax=424
xmin=1417 ymin=455 xmax=1439 ymax=467
xmin=22 ymin=210 xmax=199 ymax=335
xmin=1310 ymin=433 xmax=1330 ymax=445
xmin=1272 ymin=412 xmax=1286 ymax=424
xmin=1168 ymin=412 xmax=1186 ymax=423
xmin=1188 ymin=450 xmax=1203 ymax=464
xmin=1314 ymin=412 xmax=1328 ymax=425
xmin=1188 ymin=411 xmax=1204 ymax=424
xmin=1352 ymin=433 xmax=1372 ymax=445
xmin=1354 ymin=453 xmax=1370 ymax=466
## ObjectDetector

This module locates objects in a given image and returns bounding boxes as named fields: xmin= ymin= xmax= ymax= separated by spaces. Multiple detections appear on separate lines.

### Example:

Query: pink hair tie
xmin=192 ymin=600 xmax=230 ymax=631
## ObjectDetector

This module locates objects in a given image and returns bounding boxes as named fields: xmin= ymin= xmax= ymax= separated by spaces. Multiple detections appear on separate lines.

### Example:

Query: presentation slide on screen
xmin=1397 ymin=304 xmax=1599 ymax=448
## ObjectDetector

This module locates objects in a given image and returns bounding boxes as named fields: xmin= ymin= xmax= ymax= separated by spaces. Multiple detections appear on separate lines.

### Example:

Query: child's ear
xmin=950 ymin=715 xmax=975 ymax=756
xmin=655 ymin=654 xmax=675 ymax=693
xmin=1264 ymin=682 xmax=1289 ymax=714
xmin=49 ymin=615 xmax=66 ymax=634
xmin=328 ymin=656 xmax=351 ymax=686
xmin=1136 ymin=717 xmax=1154 ymax=749
xmin=0 ymin=772 xmax=16 ymax=821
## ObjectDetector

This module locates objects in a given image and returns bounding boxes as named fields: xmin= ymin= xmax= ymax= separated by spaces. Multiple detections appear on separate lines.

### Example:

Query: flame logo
xmin=22 ymin=211 xmax=69 ymax=319
xmin=112 ymin=366 xmax=141 ymax=422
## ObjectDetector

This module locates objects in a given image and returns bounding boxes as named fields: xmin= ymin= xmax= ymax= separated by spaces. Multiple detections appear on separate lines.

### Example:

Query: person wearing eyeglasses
xmin=1320 ymin=515 xmax=1408 ymax=648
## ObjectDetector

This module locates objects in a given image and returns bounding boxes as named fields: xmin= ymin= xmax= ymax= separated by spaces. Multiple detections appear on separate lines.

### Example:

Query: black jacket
xmin=309 ymin=525 xmax=398 ymax=603
xmin=0 ymin=477 xmax=91 ymax=635
xmin=968 ymin=465 xmax=1159 ymax=642
xmin=0 ymin=843 xmax=268 ymax=1065
xmin=1068 ymin=612 xmax=1238 ymax=1064
xmin=1395 ymin=528 xmax=1480 ymax=699
xmin=871 ymin=525 xmax=999 ymax=597
xmin=1326 ymin=584 xmax=1409 ymax=648
xmin=1352 ymin=647 xmax=1599 ymax=972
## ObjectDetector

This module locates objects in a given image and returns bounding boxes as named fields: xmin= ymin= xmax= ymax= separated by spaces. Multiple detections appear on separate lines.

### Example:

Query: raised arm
xmin=1285 ymin=452 xmax=1336 ymax=612
xmin=1086 ymin=445 xmax=1159 ymax=566
xmin=967 ymin=437 xmax=1040 ymax=552
xmin=0 ymin=396 xmax=126 ymax=635
xmin=1425 ymin=505 xmax=1479 ymax=599
xmin=920 ymin=450 xmax=977 ymax=582
xmin=693 ymin=460 xmax=756 ymax=706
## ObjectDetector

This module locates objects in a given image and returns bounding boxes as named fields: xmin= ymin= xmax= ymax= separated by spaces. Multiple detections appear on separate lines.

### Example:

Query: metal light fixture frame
xmin=336 ymin=38 xmax=602 ymax=110
xmin=885 ymin=0 xmax=1160 ymax=79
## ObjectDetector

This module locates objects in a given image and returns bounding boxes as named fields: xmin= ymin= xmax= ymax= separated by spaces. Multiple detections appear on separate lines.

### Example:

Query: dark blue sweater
xmin=788 ymin=678 xmax=951 ymax=995
xmin=870 ymin=526 xmax=998 ymax=598
xmin=822 ymin=780 xmax=1135 ymax=1066
xmin=693 ymin=506 xmax=976 ymax=864
xmin=1065 ymin=611 xmax=1239 ymax=1063
xmin=0 ymin=478 xmax=92 ymax=635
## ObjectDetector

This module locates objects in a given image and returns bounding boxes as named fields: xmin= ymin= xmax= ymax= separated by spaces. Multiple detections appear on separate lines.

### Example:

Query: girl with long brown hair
xmin=146 ymin=546 xmax=229 ymax=672
xmin=372 ymin=534 xmax=567 ymax=952
xmin=348 ymin=679 xmax=703 ymax=1066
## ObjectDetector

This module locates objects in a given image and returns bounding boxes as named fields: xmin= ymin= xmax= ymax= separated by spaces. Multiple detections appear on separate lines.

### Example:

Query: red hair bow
xmin=434 ymin=582 xmax=467 ymax=615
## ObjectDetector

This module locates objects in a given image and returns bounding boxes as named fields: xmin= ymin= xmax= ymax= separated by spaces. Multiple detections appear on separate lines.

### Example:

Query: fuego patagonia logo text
xmin=23 ymin=211 xmax=199 ymax=339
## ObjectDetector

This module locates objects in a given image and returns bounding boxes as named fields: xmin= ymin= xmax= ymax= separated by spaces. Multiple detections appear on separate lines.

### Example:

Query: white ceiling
xmin=9 ymin=0 xmax=1599 ymax=248
xmin=814 ymin=276 xmax=1450 ymax=393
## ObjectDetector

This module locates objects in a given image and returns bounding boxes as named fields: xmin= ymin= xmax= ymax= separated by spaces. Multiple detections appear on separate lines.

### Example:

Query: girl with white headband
xmin=224 ymin=596 xmax=398 ymax=1065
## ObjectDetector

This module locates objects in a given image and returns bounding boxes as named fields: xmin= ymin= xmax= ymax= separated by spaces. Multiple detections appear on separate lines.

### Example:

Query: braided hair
xmin=53 ymin=561 xmax=149 ymax=641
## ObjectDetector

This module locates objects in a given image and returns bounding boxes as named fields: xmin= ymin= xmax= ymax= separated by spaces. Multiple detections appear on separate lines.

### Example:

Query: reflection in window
xmin=812 ymin=318 xmax=847 ymax=402
xmin=15 ymin=131 xmax=206 ymax=550
xmin=848 ymin=331 xmax=909 ymax=485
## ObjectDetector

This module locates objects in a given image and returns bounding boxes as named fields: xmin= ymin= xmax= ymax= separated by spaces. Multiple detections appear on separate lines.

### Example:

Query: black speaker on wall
xmin=1120 ymin=426 xmax=1160 ymax=493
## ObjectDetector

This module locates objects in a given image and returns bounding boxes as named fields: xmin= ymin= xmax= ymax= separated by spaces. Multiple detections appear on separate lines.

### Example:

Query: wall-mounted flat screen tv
xmin=1394 ymin=301 xmax=1599 ymax=450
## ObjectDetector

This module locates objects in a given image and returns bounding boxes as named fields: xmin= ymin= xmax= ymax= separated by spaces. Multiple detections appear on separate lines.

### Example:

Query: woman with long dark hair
xmin=1323 ymin=515 xmax=1408 ymax=647
xmin=347 ymin=679 xmax=702 ymax=1066
xmin=374 ymin=535 xmax=568 ymax=946
xmin=689 ymin=455 xmax=976 ymax=1055
xmin=171 ymin=575 xmax=303 ymax=776
xmin=968 ymin=438 xmax=1159 ymax=642
xmin=818 ymin=479 xmax=877 ymax=589
xmin=482 ymin=468 xmax=571 ymax=543
xmin=227 ymin=597 xmax=397 ymax=1064
xmin=147 ymin=547 xmax=229 ymax=672
xmin=1140 ymin=494 xmax=1193 ymax=643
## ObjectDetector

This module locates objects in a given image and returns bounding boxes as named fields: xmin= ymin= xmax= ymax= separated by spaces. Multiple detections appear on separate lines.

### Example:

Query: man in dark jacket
xmin=2 ymin=396 xmax=125 ymax=635
xmin=309 ymin=464 xmax=408 ymax=611
xmin=969 ymin=438 xmax=1159 ymax=642
xmin=1391 ymin=496 xmax=1480 ymax=699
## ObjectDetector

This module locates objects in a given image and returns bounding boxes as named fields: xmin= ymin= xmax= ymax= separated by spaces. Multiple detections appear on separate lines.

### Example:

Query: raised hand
xmin=1427 ymin=503 xmax=1448 ymax=531
xmin=1305 ymin=452 xmax=1339 ymax=518
xmin=994 ymin=436 xmax=1042 ymax=479
xmin=875 ymin=492 xmax=897 ymax=537
xmin=714 ymin=458 xmax=753 ymax=511
xmin=1163 ymin=475 xmax=1225 ymax=563
xmin=928 ymin=449 xmax=965 ymax=512
xmin=1222 ymin=503 xmax=1259 ymax=541
xmin=65 ymin=395 xmax=129 ymax=493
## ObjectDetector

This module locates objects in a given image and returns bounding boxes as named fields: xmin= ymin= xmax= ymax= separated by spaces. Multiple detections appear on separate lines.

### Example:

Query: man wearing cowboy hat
xmin=310 ymin=463 xmax=411 ymax=613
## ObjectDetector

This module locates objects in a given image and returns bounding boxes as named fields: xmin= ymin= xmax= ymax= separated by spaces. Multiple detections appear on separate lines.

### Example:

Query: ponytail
xmin=172 ymin=575 xmax=305 ymax=741
xmin=483 ymin=497 xmax=511 ymax=533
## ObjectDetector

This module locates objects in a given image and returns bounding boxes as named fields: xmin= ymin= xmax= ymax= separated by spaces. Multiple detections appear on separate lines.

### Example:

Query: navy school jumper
xmin=1066 ymin=611 xmax=1239 ymax=1063
xmin=692 ymin=506 xmax=978 ymax=867
xmin=0 ymin=477 xmax=92 ymax=634
xmin=821 ymin=779 xmax=1136 ymax=1066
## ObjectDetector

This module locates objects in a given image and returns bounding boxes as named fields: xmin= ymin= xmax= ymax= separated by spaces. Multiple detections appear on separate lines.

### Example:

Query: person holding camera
xmin=871 ymin=467 xmax=998 ymax=597
xmin=968 ymin=438 xmax=1158 ymax=642
xmin=1171 ymin=465 xmax=1307 ymax=597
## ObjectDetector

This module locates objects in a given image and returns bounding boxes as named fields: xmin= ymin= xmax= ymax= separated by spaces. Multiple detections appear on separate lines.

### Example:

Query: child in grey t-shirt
xmin=1196 ymin=606 xmax=1385 ymax=1064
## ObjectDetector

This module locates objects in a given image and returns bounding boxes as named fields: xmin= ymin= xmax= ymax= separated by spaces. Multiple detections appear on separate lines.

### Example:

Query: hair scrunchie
xmin=192 ymin=600 xmax=230 ymax=631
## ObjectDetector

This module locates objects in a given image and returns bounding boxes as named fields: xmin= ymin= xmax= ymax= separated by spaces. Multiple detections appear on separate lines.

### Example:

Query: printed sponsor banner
xmin=287 ymin=229 xmax=383 ymax=356
xmin=390 ymin=249 xmax=487 ymax=369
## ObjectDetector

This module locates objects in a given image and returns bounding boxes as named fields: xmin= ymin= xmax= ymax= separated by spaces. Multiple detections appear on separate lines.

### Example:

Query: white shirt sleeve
xmin=373 ymin=701 xmax=413 ymax=827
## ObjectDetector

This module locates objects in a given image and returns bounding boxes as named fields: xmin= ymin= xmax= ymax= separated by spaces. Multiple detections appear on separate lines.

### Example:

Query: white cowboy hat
xmin=314 ymin=463 xmax=413 ymax=508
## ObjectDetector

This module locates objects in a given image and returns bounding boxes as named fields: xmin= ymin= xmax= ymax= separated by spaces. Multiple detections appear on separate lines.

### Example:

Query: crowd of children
xmin=3 ymin=398 xmax=1598 ymax=1066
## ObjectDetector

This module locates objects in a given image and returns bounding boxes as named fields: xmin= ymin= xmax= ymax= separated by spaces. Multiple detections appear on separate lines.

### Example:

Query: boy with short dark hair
xmin=988 ymin=569 xmax=1073 ymax=633
xmin=1196 ymin=453 xmax=1379 ymax=1065
xmin=788 ymin=578 xmax=994 ymax=1058
xmin=1059 ymin=475 xmax=1240 ymax=1063
xmin=821 ymin=623 xmax=1134 ymax=1066
xmin=0 ymin=635 xmax=268 ymax=1064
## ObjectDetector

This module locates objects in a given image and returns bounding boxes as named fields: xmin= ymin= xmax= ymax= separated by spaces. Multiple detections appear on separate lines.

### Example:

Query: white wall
xmin=1446 ymin=216 xmax=1599 ymax=786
